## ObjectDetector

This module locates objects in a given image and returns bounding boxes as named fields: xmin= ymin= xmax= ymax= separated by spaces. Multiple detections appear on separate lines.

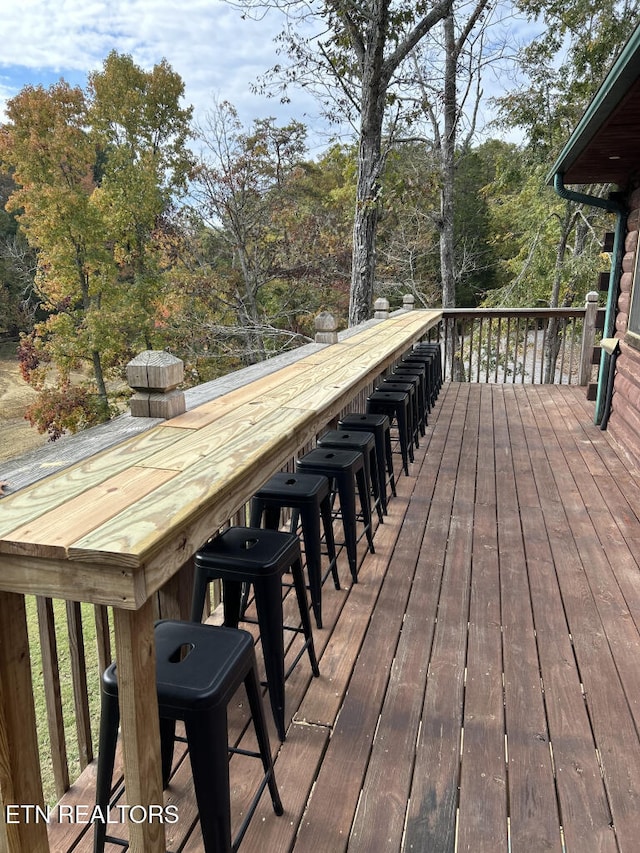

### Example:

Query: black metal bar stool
xmin=392 ymin=362 xmax=429 ymax=427
xmin=367 ymin=388 xmax=412 ymax=476
xmin=296 ymin=446 xmax=375 ymax=584
xmin=408 ymin=342 xmax=442 ymax=400
xmin=380 ymin=376 xmax=421 ymax=449
xmin=249 ymin=472 xmax=340 ymax=629
xmin=338 ymin=412 xmax=396 ymax=511
xmin=94 ymin=620 xmax=282 ymax=853
xmin=317 ymin=429 xmax=384 ymax=525
xmin=191 ymin=527 xmax=320 ymax=742
xmin=402 ymin=353 xmax=436 ymax=411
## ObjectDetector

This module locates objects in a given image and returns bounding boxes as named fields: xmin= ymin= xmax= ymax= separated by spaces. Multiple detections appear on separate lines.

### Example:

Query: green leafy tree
xmin=491 ymin=2 xmax=633 ymax=380
xmin=0 ymin=54 xmax=194 ymax=438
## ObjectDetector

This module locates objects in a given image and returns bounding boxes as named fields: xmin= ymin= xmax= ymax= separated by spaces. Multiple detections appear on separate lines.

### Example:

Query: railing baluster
xmin=485 ymin=317 xmax=492 ymax=383
xmin=559 ymin=319 xmax=568 ymax=383
xmin=505 ymin=318 xmax=512 ymax=382
xmin=65 ymin=601 xmax=93 ymax=770
xmin=568 ymin=317 xmax=577 ymax=381
xmin=531 ymin=318 xmax=538 ymax=383
xmin=36 ymin=596 xmax=70 ymax=799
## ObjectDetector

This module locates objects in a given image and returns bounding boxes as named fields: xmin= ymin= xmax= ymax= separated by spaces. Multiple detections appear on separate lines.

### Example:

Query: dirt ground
xmin=0 ymin=341 xmax=49 ymax=464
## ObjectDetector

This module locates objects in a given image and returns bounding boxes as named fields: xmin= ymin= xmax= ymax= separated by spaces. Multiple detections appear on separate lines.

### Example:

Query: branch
xmin=383 ymin=0 xmax=454 ymax=81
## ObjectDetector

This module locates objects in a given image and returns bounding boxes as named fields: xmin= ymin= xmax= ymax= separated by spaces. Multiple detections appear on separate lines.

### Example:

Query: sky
xmin=0 ymin=0 xmax=332 ymax=153
xmin=0 ymin=1 xmax=544 ymax=157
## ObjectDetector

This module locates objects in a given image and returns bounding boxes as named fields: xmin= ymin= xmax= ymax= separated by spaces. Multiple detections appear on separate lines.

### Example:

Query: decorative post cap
xmin=315 ymin=311 xmax=339 ymax=344
xmin=126 ymin=351 xmax=186 ymax=419
xmin=374 ymin=297 xmax=390 ymax=319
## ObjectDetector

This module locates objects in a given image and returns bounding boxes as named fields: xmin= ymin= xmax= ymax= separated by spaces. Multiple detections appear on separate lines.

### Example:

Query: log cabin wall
xmin=607 ymin=183 xmax=640 ymax=468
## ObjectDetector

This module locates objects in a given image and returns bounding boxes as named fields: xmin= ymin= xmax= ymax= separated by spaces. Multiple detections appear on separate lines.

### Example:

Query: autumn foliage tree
xmin=0 ymin=53 xmax=193 ymax=438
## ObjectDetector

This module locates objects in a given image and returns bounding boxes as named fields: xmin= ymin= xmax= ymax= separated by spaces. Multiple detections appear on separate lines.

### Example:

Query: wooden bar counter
xmin=0 ymin=310 xmax=440 ymax=853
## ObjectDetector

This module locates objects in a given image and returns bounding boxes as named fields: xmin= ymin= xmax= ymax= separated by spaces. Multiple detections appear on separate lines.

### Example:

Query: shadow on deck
xmin=50 ymin=382 xmax=640 ymax=853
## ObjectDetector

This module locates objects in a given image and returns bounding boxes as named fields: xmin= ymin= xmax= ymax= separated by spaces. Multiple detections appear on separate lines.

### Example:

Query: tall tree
xmin=186 ymin=102 xmax=353 ymax=370
xmin=407 ymin=0 xmax=503 ymax=308
xmin=88 ymin=51 xmax=194 ymax=342
xmin=495 ymin=0 xmax=635 ymax=380
xmin=0 ymin=54 xmax=193 ymax=438
xmin=230 ymin=0 xmax=453 ymax=325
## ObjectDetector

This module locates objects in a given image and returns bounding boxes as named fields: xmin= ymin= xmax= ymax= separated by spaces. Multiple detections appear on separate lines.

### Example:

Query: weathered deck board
xmin=49 ymin=382 xmax=640 ymax=853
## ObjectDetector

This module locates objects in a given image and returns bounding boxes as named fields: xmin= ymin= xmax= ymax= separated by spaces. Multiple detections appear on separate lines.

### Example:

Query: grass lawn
xmin=25 ymin=595 xmax=107 ymax=805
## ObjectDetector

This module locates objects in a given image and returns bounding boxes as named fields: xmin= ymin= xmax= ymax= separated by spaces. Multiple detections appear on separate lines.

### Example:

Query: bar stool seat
xmin=296 ymin=446 xmax=375 ymax=584
xmin=367 ymin=389 xmax=412 ymax=476
xmin=317 ymin=429 xmax=384 ymax=524
xmin=191 ymin=527 xmax=320 ymax=741
xmin=250 ymin=472 xmax=340 ymax=629
xmin=338 ymin=412 xmax=396 ymax=510
xmin=94 ymin=620 xmax=282 ymax=853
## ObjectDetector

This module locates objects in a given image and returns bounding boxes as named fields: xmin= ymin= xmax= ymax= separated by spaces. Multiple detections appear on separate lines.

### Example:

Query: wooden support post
xmin=0 ymin=591 xmax=49 ymax=853
xmin=112 ymin=600 xmax=166 ymax=853
xmin=579 ymin=291 xmax=600 ymax=386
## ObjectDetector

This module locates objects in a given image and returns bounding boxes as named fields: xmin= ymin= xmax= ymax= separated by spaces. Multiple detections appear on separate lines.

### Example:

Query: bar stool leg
xmin=243 ymin=663 xmax=283 ymax=816
xmin=299 ymin=503 xmax=324 ymax=628
xmin=186 ymin=709 xmax=233 ymax=852
xmin=252 ymin=575 xmax=287 ymax=741
xmin=93 ymin=690 xmax=120 ymax=853
xmin=289 ymin=555 xmax=320 ymax=678
xmin=319 ymin=493 xmax=340 ymax=590
xmin=334 ymin=474 xmax=359 ymax=583
xmin=159 ymin=718 xmax=176 ymax=788
xmin=355 ymin=465 xmax=375 ymax=555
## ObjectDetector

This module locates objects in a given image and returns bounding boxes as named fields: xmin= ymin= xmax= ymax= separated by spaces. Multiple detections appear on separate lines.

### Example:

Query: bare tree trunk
xmin=440 ymin=14 xmax=457 ymax=311
xmin=92 ymin=350 xmax=109 ymax=404
xmin=348 ymin=3 xmax=388 ymax=328
xmin=349 ymin=130 xmax=382 ymax=326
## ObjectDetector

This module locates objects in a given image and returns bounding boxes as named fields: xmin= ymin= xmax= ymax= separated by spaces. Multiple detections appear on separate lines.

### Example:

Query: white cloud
xmin=0 ymin=0 xmax=325 ymax=142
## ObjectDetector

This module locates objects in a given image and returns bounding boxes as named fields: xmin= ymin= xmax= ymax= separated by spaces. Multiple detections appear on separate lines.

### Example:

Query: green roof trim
xmin=547 ymin=22 xmax=640 ymax=185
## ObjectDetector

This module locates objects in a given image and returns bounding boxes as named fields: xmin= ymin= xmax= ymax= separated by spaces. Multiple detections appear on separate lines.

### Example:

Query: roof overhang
xmin=547 ymin=24 xmax=640 ymax=188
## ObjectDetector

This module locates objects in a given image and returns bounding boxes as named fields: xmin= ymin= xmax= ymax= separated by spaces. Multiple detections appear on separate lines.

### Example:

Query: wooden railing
xmin=430 ymin=298 xmax=604 ymax=386
xmin=3 ymin=297 xmax=604 ymax=837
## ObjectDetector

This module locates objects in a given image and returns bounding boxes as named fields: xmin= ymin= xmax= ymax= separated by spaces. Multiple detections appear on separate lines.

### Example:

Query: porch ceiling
xmin=549 ymin=22 xmax=640 ymax=188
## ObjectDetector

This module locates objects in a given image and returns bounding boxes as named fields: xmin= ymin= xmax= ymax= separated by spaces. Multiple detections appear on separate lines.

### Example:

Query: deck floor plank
xmin=49 ymin=382 xmax=640 ymax=853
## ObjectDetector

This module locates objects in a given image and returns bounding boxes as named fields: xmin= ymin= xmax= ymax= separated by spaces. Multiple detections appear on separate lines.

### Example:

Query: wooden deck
xmin=51 ymin=381 xmax=640 ymax=853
